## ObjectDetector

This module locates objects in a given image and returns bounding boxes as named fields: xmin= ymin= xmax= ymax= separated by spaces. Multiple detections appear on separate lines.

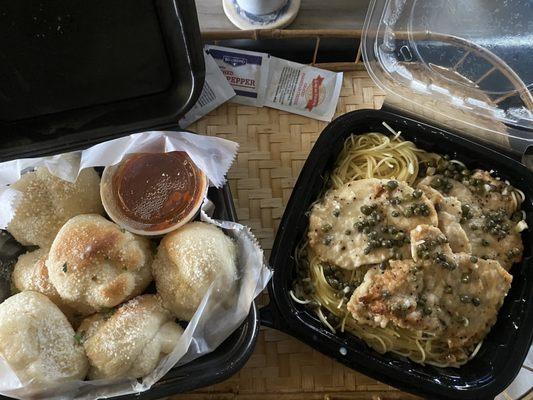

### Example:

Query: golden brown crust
xmin=12 ymin=248 xmax=82 ymax=324
xmin=79 ymin=294 xmax=183 ymax=380
xmin=47 ymin=214 xmax=153 ymax=315
xmin=152 ymin=222 xmax=237 ymax=321
xmin=7 ymin=167 xmax=104 ymax=247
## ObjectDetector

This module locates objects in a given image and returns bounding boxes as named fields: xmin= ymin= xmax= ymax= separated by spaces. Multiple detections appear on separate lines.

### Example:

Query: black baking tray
xmin=0 ymin=0 xmax=205 ymax=161
xmin=265 ymin=108 xmax=533 ymax=400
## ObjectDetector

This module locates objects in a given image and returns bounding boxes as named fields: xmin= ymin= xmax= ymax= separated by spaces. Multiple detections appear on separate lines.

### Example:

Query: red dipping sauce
xmin=101 ymin=152 xmax=207 ymax=235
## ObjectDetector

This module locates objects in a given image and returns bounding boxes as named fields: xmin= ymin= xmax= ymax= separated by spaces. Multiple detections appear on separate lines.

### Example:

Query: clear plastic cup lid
xmin=362 ymin=0 xmax=533 ymax=152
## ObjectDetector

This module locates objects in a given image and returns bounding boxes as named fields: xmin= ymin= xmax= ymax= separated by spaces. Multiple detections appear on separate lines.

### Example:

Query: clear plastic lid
xmin=362 ymin=0 xmax=533 ymax=153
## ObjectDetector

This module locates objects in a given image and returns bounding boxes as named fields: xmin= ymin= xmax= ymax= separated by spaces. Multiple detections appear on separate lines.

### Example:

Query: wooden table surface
xmin=195 ymin=0 xmax=369 ymax=31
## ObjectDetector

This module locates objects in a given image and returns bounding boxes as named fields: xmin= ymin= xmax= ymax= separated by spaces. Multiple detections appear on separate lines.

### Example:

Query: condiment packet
xmin=265 ymin=57 xmax=343 ymax=122
xmin=205 ymin=45 xmax=270 ymax=107
xmin=179 ymin=51 xmax=236 ymax=128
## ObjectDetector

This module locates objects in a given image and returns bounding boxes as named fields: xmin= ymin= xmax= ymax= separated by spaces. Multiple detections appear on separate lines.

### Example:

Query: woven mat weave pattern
xmin=178 ymin=70 xmax=422 ymax=399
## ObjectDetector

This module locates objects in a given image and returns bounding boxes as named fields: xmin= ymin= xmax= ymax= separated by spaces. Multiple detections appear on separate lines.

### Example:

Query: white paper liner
xmin=0 ymin=130 xmax=238 ymax=230
xmin=0 ymin=131 xmax=271 ymax=399
xmin=179 ymin=51 xmax=236 ymax=129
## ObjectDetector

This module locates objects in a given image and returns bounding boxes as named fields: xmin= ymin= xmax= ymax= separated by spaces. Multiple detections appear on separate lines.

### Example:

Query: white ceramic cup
xmin=236 ymin=0 xmax=288 ymax=15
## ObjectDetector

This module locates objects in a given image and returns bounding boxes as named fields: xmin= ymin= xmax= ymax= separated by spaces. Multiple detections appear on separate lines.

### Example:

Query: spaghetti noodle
xmin=293 ymin=129 xmax=525 ymax=367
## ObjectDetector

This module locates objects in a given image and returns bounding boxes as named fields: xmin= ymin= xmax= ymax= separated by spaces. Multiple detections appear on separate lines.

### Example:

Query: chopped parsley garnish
xmin=74 ymin=331 xmax=85 ymax=344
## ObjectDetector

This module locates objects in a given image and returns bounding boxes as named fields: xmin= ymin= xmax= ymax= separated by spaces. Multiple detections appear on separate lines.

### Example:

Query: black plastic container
xmin=0 ymin=1 xmax=260 ymax=398
xmin=0 ymin=0 xmax=205 ymax=161
xmin=0 ymin=185 xmax=259 ymax=400
xmin=265 ymin=109 xmax=533 ymax=400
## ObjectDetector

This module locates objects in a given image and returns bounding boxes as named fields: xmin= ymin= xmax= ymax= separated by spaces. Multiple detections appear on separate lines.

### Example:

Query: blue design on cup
xmin=232 ymin=0 xmax=291 ymax=25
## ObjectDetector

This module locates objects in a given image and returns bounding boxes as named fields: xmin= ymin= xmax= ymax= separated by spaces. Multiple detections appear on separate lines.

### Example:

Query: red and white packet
xmin=265 ymin=57 xmax=343 ymax=122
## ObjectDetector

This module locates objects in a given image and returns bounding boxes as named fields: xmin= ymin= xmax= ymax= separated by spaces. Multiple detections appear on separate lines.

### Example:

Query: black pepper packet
xmin=0 ymin=1 xmax=259 ymax=398
xmin=264 ymin=109 xmax=533 ymax=400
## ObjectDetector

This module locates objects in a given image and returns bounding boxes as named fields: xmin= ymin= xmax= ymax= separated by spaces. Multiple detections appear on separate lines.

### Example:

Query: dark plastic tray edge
xmin=264 ymin=108 xmax=533 ymax=400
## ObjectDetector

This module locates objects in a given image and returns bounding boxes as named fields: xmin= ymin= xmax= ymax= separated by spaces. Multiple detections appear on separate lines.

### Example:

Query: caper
xmin=460 ymin=294 xmax=471 ymax=303
xmin=431 ymin=178 xmax=443 ymax=188
xmin=363 ymin=226 xmax=371 ymax=234
xmin=482 ymin=239 xmax=490 ymax=246
xmin=323 ymin=237 xmax=332 ymax=245
xmin=368 ymin=231 xmax=378 ymax=240
xmin=423 ymin=306 xmax=432 ymax=315
xmin=511 ymin=212 xmax=523 ymax=222
xmin=321 ymin=223 xmax=332 ymax=232
xmin=404 ymin=209 xmax=414 ymax=217
xmin=379 ymin=261 xmax=388 ymax=271
xmin=345 ymin=229 xmax=352 ymax=235
xmin=507 ymin=247 xmax=521 ymax=258
xmin=386 ymin=180 xmax=399 ymax=190
xmin=422 ymin=251 xmax=430 ymax=260
xmin=363 ymin=246 xmax=371 ymax=254
xmin=472 ymin=297 xmax=481 ymax=307
xmin=383 ymin=239 xmax=393 ymax=248
xmin=394 ymin=232 xmax=405 ymax=241
xmin=461 ymin=273 xmax=470 ymax=284
xmin=444 ymin=285 xmax=453 ymax=294
xmin=470 ymin=256 xmax=478 ymax=263
xmin=328 ymin=278 xmax=339 ymax=287
xmin=333 ymin=209 xmax=340 ymax=217
xmin=391 ymin=210 xmax=400 ymax=217
xmin=360 ymin=205 xmax=373 ymax=215
xmin=412 ymin=189 xmax=423 ymax=199
xmin=461 ymin=204 xmax=471 ymax=217
xmin=470 ymin=224 xmax=479 ymax=230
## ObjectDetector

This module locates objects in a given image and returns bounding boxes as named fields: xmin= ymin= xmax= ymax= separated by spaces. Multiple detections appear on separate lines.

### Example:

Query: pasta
xmin=293 ymin=127 xmax=524 ymax=367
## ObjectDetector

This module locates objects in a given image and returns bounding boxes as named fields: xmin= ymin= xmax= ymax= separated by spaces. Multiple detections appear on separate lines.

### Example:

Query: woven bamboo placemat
xmin=177 ymin=67 xmax=420 ymax=400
